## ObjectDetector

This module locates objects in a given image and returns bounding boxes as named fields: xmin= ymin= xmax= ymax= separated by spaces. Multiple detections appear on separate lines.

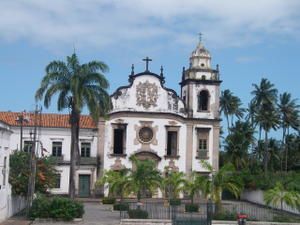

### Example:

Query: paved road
xmin=32 ymin=202 xmax=120 ymax=225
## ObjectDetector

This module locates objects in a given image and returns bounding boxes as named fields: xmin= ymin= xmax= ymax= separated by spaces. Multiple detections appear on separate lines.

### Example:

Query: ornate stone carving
xmin=136 ymin=81 xmax=158 ymax=109
xmin=138 ymin=127 xmax=154 ymax=143
xmin=167 ymin=159 xmax=179 ymax=171
xmin=110 ymin=158 xmax=125 ymax=170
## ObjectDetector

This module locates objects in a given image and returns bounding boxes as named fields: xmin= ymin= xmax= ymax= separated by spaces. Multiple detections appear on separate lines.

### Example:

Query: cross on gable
xmin=142 ymin=57 xmax=152 ymax=72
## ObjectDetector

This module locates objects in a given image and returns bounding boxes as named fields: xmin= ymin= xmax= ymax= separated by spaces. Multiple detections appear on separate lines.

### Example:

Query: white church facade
xmin=99 ymin=41 xmax=221 ymax=179
xmin=0 ymin=41 xmax=221 ymax=201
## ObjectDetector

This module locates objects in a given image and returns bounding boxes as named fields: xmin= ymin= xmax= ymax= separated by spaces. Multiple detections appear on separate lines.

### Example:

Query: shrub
xmin=273 ymin=215 xmax=300 ymax=223
xmin=169 ymin=199 xmax=181 ymax=206
xmin=212 ymin=211 xmax=236 ymax=220
xmin=185 ymin=203 xmax=199 ymax=212
xmin=29 ymin=196 xmax=84 ymax=221
xmin=128 ymin=209 xmax=148 ymax=219
xmin=113 ymin=203 xmax=129 ymax=211
xmin=102 ymin=197 xmax=116 ymax=204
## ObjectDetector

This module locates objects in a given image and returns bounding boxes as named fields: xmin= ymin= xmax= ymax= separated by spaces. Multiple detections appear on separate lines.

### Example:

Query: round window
xmin=139 ymin=127 xmax=153 ymax=143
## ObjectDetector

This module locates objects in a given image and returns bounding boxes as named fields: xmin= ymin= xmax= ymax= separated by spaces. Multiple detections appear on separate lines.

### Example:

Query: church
xmin=0 ymin=41 xmax=221 ymax=200
xmin=99 ymin=40 xmax=221 ymax=180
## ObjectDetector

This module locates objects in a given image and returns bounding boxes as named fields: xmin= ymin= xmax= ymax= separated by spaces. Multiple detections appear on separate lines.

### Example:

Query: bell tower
xmin=180 ymin=39 xmax=222 ymax=119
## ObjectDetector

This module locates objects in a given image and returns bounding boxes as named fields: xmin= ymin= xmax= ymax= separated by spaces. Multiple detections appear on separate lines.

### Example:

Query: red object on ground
xmin=237 ymin=214 xmax=248 ymax=219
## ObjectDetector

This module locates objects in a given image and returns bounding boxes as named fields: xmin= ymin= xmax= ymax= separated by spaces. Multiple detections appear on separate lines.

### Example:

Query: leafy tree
xmin=163 ymin=170 xmax=186 ymax=199
xmin=264 ymin=182 xmax=300 ymax=210
xmin=35 ymin=54 xmax=110 ymax=198
xmin=128 ymin=156 xmax=162 ymax=202
xmin=220 ymin=89 xmax=245 ymax=133
xmin=9 ymin=150 xmax=57 ymax=195
xmin=251 ymin=78 xmax=279 ymax=175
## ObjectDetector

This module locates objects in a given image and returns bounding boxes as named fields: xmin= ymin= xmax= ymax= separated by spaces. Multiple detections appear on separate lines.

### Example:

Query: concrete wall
xmin=121 ymin=219 xmax=172 ymax=225
xmin=241 ymin=189 xmax=300 ymax=214
xmin=0 ymin=122 xmax=27 ymax=222
xmin=0 ymin=194 xmax=27 ymax=222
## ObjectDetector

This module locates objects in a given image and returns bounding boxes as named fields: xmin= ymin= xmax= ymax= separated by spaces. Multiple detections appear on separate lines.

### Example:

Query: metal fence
xmin=221 ymin=200 xmax=300 ymax=222
xmin=120 ymin=201 xmax=213 ymax=225
xmin=119 ymin=200 xmax=300 ymax=224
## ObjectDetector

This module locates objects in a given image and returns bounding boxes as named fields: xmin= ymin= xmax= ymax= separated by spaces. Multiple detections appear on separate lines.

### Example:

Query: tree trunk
xmin=285 ymin=128 xmax=290 ymax=172
xmin=264 ymin=131 xmax=269 ymax=176
xmin=69 ymin=108 xmax=80 ymax=199
xmin=281 ymin=126 xmax=286 ymax=172
xmin=226 ymin=114 xmax=230 ymax=134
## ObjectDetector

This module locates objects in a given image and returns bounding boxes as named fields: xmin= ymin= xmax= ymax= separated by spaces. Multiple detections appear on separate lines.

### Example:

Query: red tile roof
xmin=0 ymin=112 xmax=97 ymax=129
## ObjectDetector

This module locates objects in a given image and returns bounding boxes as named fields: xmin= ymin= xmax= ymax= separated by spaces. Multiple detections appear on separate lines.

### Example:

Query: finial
xmin=142 ymin=57 xmax=152 ymax=72
xmin=182 ymin=66 xmax=185 ymax=80
xmin=160 ymin=65 xmax=165 ymax=84
xmin=160 ymin=65 xmax=164 ymax=77
xmin=198 ymin=32 xmax=203 ymax=43
xmin=131 ymin=64 xmax=135 ymax=75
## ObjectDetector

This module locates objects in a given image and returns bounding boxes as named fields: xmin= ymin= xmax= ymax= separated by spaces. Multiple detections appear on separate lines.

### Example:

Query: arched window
xmin=198 ymin=90 xmax=209 ymax=111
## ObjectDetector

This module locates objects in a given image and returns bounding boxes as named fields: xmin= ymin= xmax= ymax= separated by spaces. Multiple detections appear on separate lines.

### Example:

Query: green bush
xmin=169 ymin=199 xmax=181 ymax=206
xmin=185 ymin=203 xmax=199 ymax=212
xmin=213 ymin=211 xmax=236 ymax=220
xmin=29 ymin=196 xmax=84 ymax=221
xmin=128 ymin=209 xmax=148 ymax=219
xmin=273 ymin=215 xmax=300 ymax=223
xmin=102 ymin=197 xmax=116 ymax=204
xmin=113 ymin=203 xmax=129 ymax=211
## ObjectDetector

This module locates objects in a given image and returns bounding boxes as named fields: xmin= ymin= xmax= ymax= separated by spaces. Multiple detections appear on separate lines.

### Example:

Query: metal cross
xmin=143 ymin=57 xmax=152 ymax=71
xmin=198 ymin=32 xmax=203 ymax=43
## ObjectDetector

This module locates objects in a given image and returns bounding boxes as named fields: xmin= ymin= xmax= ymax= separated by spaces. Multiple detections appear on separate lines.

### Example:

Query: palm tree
xmin=128 ymin=156 xmax=162 ymax=202
xmin=220 ymin=89 xmax=245 ymax=133
xmin=278 ymin=92 xmax=300 ymax=172
xmin=163 ymin=170 xmax=186 ymax=200
xmin=264 ymin=182 xmax=300 ymax=210
xmin=267 ymin=139 xmax=281 ymax=172
xmin=224 ymin=120 xmax=255 ymax=170
xmin=35 ymin=54 xmax=111 ymax=198
xmin=186 ymin=172 xmax=209 ymax=204
xmin=96 ymin=169 xmax=130 ymax=200
xmin=251 ymin=78 xmax=279 ymax=175
xmin=201 ymin=161 xmax=243 ymax=211
xmin=255 ymin=108 xmax=280 ymax=174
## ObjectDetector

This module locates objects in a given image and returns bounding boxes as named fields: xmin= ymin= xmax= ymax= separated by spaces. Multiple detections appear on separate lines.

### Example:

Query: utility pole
xmin=16 ymin=111 xmax=29 ymax=150
xmin=26 ymin=106 xmax=41 ymax=215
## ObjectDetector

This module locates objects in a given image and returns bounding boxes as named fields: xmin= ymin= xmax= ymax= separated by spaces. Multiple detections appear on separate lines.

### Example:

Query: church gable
xmin=111 ymin=73 xmax=186 ymax=116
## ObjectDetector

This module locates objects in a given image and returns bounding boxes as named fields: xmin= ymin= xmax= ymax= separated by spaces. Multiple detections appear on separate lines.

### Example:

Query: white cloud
xmin=0 ymin=0 xmax=299 ymax=52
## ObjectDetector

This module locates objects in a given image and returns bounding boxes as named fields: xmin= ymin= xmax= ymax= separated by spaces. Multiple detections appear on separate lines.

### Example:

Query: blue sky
xmin=0 ymin=0 xmax=299 ymax=125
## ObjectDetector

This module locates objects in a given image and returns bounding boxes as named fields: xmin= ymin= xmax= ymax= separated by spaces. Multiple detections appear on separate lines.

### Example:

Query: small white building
xmin=0 ymin=121 xmax=26 ymax=222
xmin=0 ymin=112 xmax=99 ymax=198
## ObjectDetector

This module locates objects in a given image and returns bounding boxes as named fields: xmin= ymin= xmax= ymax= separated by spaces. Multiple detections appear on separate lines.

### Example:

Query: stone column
xmin=212 ymin=125 xmax=220 ymax=171
xmin=97 ymin=118 xmax=106 ymax=178
xmin=185 ymin=122 xmax=194 ymax=175
xmin=96 ymin=117 xmax=106 ymax=197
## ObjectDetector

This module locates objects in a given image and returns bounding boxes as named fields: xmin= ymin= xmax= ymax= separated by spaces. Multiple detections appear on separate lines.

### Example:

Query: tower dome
xmin=189 ymin=42 xmax=211 ymax=69
xmin=191 ymin=43 xmax=211 ymax=58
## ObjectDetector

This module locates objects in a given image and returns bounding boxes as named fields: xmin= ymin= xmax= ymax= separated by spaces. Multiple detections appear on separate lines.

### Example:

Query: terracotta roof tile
xmin=0 ymin=112 xmax=97 ymax=129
